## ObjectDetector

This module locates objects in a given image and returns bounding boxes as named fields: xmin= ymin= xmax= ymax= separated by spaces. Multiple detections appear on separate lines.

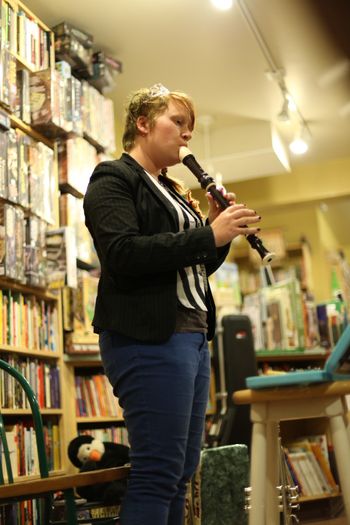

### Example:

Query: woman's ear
xmin=136 ymin=116 xmax=149 ymax=136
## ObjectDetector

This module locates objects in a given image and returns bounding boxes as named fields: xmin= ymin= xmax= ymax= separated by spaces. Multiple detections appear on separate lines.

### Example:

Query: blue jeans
xmin=99 ymin=331 xmax=210 ymax=525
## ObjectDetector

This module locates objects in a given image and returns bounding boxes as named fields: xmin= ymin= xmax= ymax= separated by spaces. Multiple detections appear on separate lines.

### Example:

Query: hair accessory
xmin=149 ymin=83 xmax=170 ymax=98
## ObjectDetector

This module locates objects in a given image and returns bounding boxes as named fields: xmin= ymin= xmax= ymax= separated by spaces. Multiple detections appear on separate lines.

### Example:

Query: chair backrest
xmin=0 ymin=358 xmax=49 ymax=485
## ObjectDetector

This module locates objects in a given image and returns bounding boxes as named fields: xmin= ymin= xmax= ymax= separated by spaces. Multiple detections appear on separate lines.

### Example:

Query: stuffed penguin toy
xmin=68 ymin=435 xmax=130 ymax=504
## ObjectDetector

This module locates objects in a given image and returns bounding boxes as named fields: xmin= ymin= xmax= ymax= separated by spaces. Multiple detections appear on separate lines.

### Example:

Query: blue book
xmin=246 ymin=324 xmax=350 ymax=389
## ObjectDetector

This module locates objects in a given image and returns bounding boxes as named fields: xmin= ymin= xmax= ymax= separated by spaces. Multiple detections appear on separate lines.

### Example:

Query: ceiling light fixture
xmin=286 ymin=93 xmax=297 ymax=113
xmin=277 ymin=96 xmax=290 ymax=122
xmin=236 ymin=0 xmax=311 ymax=157
xmin=211 ymin=0 xmax=233 ymax=11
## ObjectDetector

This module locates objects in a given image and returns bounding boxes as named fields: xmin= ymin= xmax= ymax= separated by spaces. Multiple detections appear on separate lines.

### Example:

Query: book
xmin=2 ymin=425 xmax=19 ymax=479
xmin=286 ymin=451 xmax=312 ymax=497
xmin=30 ymin=68 xmax=69 ymax=136
xmin=242 ymin=291 xmax=264 ymax=350
xmin=309 ymin=442 xmax=338 ymax=491
xmin=0 ymin=129 xmax=8 ymax=200
xmin=260 ymin=279 xmax=301 ymax=350
xmin=57 ymin=136 xmax=97 ymax=196
xmin=52 ymin=424 xmax=61 ymax=470
xmin=266 ymin=300 xmax=284 ymax=350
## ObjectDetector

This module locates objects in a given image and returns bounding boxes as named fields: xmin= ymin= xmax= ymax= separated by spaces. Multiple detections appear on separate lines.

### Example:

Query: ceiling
xmin=26 ymin=0 xmax=350 ymax=189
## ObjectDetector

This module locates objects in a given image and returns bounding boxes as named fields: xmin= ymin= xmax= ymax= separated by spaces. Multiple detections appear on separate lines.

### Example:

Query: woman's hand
xmin=210 ymin=203 xmax=261 ymax=247
xmin=207 ymin=190 xmax=236 ymax=224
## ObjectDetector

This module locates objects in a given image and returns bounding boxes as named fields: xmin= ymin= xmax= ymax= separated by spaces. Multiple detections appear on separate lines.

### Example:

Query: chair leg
xmin=249 ymin=421 xmax=267 ymax=525
xmin=265 ymin=421 xmax=280 ymax=525
xmin=329 ymin=413 xmax=350 ymax=523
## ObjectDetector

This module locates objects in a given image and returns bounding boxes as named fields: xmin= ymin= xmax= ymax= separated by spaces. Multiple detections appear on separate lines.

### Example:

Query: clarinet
xmin=179 ymin=146 xmax=275 ymax=265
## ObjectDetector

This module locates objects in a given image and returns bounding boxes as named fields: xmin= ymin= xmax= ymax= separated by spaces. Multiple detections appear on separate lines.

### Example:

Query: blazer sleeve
xmin=202 ymin=217 xmax=231 ymax=276
xmin=84 ymin=168 xmax=220 ymax=279
xmin=205 ymin=244 xmax=231 ymax=276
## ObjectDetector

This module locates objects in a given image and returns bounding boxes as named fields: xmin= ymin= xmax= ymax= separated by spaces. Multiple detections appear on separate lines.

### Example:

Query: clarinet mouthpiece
xmin=179 ymin=146 xmax=192 ymax=162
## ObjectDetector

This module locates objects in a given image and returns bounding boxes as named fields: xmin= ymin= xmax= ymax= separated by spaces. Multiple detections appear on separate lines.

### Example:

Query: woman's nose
xmin=182 ymin=129 xmax=192 ymax=141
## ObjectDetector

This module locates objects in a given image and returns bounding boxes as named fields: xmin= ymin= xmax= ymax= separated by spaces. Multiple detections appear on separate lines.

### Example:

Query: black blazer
xmin=83 ymin=153 xmax=230 ymax=343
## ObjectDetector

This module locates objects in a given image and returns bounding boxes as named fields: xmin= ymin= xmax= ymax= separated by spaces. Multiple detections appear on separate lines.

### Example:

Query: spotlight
xmin=289 ymin=124 xmax=310 ymax=155
xmin=289 ymin=137 xmax=308 ymax=155
xmin=211 ymin=0 xmax=233 ymax=10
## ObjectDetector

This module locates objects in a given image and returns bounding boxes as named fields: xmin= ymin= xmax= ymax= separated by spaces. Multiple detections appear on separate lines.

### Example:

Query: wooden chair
xmin=233 ymin=381 xmax=350 ymax=525
xmin=0 ymin=358 xmax=130 ymax=524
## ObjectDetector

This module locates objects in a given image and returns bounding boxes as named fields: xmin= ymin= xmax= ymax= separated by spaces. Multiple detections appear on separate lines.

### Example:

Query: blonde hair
xmin=122 ymin=86 xmax=195 ymax=152
xmin=122 ymin=86 xmax=203 ymax=218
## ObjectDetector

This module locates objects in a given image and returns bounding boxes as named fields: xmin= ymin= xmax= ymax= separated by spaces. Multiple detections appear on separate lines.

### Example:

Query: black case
xmin=211 ymin=314 xmax=258 ymax=450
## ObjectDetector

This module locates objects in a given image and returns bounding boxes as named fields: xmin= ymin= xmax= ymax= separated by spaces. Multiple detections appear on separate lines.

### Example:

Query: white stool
xmin=233 ymin=380 xmax=350 ymax=525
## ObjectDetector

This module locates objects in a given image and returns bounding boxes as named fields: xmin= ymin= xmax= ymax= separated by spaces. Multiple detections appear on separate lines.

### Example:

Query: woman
xmin=83 ymin=83 xmax=261 ymax=525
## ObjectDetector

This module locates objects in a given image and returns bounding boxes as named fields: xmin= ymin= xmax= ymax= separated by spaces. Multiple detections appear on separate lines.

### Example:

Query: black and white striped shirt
xmin=146 ymin=173 xmax=208 ymax=312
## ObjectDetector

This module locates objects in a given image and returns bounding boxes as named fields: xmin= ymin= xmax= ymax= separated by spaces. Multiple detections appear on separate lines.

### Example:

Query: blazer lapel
xmin=122 ymin=153 xmax=179 ymax=227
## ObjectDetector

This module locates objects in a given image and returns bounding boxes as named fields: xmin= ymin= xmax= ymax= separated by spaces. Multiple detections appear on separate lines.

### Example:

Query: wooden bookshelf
xmin=298 ymin=492 xmax=341 ymax=503
xmin=0 ymin=278 xmax=58 ymax=301
xmin=1 ymin=408 xmax=63 ymax=416
xmin=0 ymin=3 xmax=122 ymax=521
xmin=0 ymin=346 xmax=60 ymax=359
xmin=76 ymin=416 xmax=124 ymax=424
xmin=0 ymin=2 xmax=69 ymax=503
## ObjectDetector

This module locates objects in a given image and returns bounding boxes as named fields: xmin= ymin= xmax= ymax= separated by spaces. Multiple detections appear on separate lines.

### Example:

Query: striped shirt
xmin=146 ymin=173 xmax=208 ymax=312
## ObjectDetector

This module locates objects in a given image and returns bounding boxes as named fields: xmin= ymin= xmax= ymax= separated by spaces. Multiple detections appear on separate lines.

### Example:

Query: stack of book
xmin=0 ymin=420 xmax=61 ymax=479
xmin=284 ymin=434 xmax=339 ymax=498
xmin=0 ymin=291 xmax=58 ymax=351
xmin=0 ymin=354 xmax=60 ymax=409
xmin=74 ymin=373 xmax=122 ymax=419
xmin=243 ymin=277 xmax=348 ymax=353
xmin=242 ymin=278 xmax=307 ymax=352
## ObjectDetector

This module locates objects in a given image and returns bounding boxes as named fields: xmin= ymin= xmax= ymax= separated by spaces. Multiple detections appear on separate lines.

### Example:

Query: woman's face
xmin=142 ymin=99 xmax=193 ymax=169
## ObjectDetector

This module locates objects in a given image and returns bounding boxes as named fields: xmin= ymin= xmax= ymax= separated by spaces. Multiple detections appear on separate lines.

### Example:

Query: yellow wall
xmin=222 ymin=156 xmax=350 ymax=211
